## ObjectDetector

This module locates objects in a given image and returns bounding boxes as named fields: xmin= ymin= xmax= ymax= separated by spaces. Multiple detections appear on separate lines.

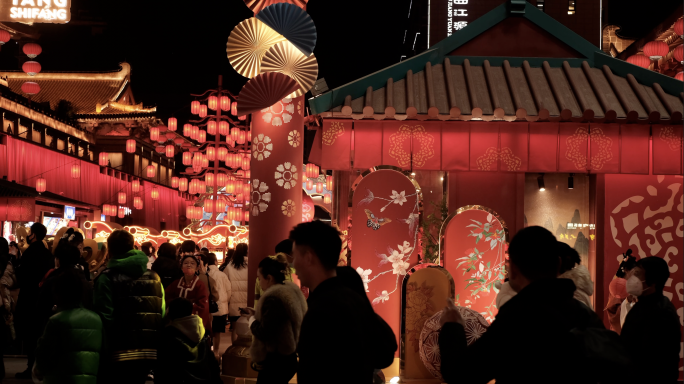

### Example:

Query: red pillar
xmin=247 ymin=96 xmax=304 ymax=305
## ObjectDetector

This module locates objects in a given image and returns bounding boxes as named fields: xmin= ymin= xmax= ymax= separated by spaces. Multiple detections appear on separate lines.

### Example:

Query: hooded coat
xmin=559 ymin=265 xmax=594 ymax=309
xmin=224 ymin=259 xmax=248 ymax=317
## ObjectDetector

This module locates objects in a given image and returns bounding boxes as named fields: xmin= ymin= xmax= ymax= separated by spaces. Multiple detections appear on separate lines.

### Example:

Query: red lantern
xmin=126 ymin=139 xmax=136 ymax=153
xmin=171 ymin=176 xmax=179 ymax=189
xmin=326 ymin=175 xmax=333 ymax=191
xmin=165 ymin=132 xmax=176 ymax=141
xmin=306 ymin=179 xmax=313 ymax=190
xmin=205 ymin=172 xmax=215 ymax=186
xmin=226 ymin=179 xmax=236 ymax=194
xmin=134 ymin=197 xmax=143 ymax=210
xmin=150 ymin=127 xmax=160 ymax=141
xmin=71 ymin=164 xmax=80 ymax=179
xmin=219 ymin=121 xmax=229 ymax=136
xmin=201 ymin=154 xmax=209 ymax=168
xmin=674 ymin=45 xmax=683 ymax=64
xmin=151 ymin=186 xmax=160 ymax=201
xmin=23 ymin=43 xmax=42 ymax=58
xmin=168 ymin=117 xmax=177 ymax=131
xmin=36 ymin=177 xmax=46 ymax=193
xmin=217 ymin=173 xmax=228 ymax=186
xmin=179 ymin=178 xmax=188 ymax=191
xmin=189 ymin=179 xmax=196 ymax=195
xmin=199 ymin=179 xmax=206 ymax=192
xmin=247 ymin=130 xmax=251 ymax=142
xmin=118 ymin=207 xmax=126 ymax=219
xmin=199 ymin=105 xmax=208 ymax=118
xmin=675 ymin=18 xmax=683 ymax=38
xmin=244 ymin=170 xmax=251 ymax=180
xmin=218 ymin=147 xmax=228 ymax=161
xmin=676 ymin=72 xmax=684 ymax=81
xmin=243 ymin=183 xmax=250 ymax=200
xmin=22 ymin=61 xmax=41 ymax=76
xmin=21 ymin=81 xmax=40 ymax=95
xmin=99 ymin=152 xmax=109 ymax=166
xmin=208 ymin=95 xmax=218 ymax=110
xmin=231 ymin=101 xmax=238 ymax=116
xmin=220 ymin=96 xmax=231 ymax=111
xmin=186 ymin=206 xmax=194 ymax=219
xmin=231 ymin=127 xmax=240 ymax=142
xmin=0 ymin=30 xmax=10 ymax=45
xmin=305 ymin=163 xmax=319 ymax=179
xmin=626 ymin=54 xmax=651 ymax=69
xmin=227 ymin=138 xmax=235 ymax=148
xmin=238 ymin=115 xmax=246 ymax=121
xmin=316 ymin=182 xmax=323 ymax=193
xmin=205 ymin=199 xmax=214 ymax=213
xmin=643 ymin=41 xmax=669 ymax=60
xmin=174 ymin=137 xmax=184 ymax=145
xmin=244 ymin=210 xmax=249 ymax=222
xmin=132 ymin=179 xmax=140 ymax=192
xmin=118 ymin=192 xmax=127 ymax=204
xmin=241 ymin=156 xmax=250 ymax=170
xmin=165 ymin=144 xmax=174 ymax=158
xmin=302 ymin=173 xmax=307 ymax=183
xmin=182 ymin=152 xmax=191 ymax=165
xmin=207 ymin=120 xmax=217 ymax=135
xmin=191 ymin=126 xmax=199 ymax=140
xmin=183 ymin=124 xmax=192 ymax=137
xmin=324 ymin=194 xmax=331 ymax=204
xmin=147 ymin=165 xmax=156 ymax=178
xmin=237 ymin=130 xmax=246 ymax=145
xmin=191 ymin=100 xmax=200 ymax=114
xmin=199 ymin=130 xmax=206 ymax=143
xmin=207 ymin=146 xmax=216 ymax=161
xmin=155 ymin=146 xmax=165 ymax=154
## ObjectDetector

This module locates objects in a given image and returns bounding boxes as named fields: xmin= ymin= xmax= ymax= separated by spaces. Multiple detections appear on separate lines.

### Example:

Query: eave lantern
xmin=674 ymin=45 xmax=683 ymax=64
xmin=118 ymin=192 xmax=127 ymax=204
xmin=208 ymin=120 xmax=217 ymax=135
xmin=23 ymin=43 xmax=42 ymax=58
xmin=305 ymin=163 xmax=319 ymax=179
xmin=171 ymin=176 xmax=179 ymax=189
xmin=168 ymin=117 xmax=177 ymax=132
xmin=191 ymin=100 xmax=200 ymax=115
xmin=150 ymin=127 xmax=160 ymax=141
xmin=219 ymin=121 xmax=229 ymax=136
xmin=165 ymin=144 xmax=175 ymax=158
xmin=626 ymin=54 xmax=650 ymax=69
xmin=220 ymin=96 xmax=231 ymax=111
xmin=146 ymin=165 xmax=156 ymax=178
xmin=0 ymin=30 xmax=10 ymax=45
xmin=326 ymin=175 xmax=333 ymax=191
xmin=151 ymin=186 xmax=160 ymax=201
xmin=179 ymin=178 xmax=188 ymax=192
xmin=36 ymin=176 xmax=46 ymax=193
xmin=199 ymin=104 xmax=208 ymax=118
xmin=643 ymin=41 xmax=669 ymax=61
xmin=183 ymin=152 xmax=192 ymax=165
xmin=126 ymin=139 xmax=136 ymax=153
xmin=99 ymin=152 xmax=109 ymax=167
xmin=21 ymin=82 xmax=40 ymax=95
xmin=208 ymin=95 xmax=218 ymax=110
xmin=132 ymin=179 xmax=140 ymax=193
xmin=306 ymin=179 xmax=313 ymax=190
xmin=71 ymin=164 xmax=81 ymax=179
xmin=22 ymin=61 xmax=41 ymax=76
xmin=675 ymin=18 xmax=683 ymax=39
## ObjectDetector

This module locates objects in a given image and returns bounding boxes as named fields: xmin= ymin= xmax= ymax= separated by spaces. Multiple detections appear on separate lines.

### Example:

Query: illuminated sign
xmin=64 ymin=205 xmax=75 ymax=220
xmin=429 ymin=0 xmax=474 ymax=47
xmin=1 ymin=0 xmax=71 ymax=24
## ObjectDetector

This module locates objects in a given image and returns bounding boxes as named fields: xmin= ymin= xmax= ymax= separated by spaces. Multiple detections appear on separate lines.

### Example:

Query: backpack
xmin=570 ymin=327 xmax=632 ymax=384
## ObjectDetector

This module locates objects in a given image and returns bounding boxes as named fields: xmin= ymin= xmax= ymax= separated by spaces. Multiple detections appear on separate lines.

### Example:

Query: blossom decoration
xmin=356 ymin=267 xmax=372 ymax=292
xmin=250 ymin=179 xmax=271 ymax=216
xmin=288 ymin=130 xmax=301 ymax=147
xmin=261 ymin=97 xmax=294 ymax=126
xmin=252 ymin=134 xmax=273 ymax=161
xmin=275 ymin=162 xmax=298 ymax=189
xmin=391 ymin=190 xmax=407 ymax=206
xmin=281 ymin=199 xmax=296 ymax=217
xmin=372 ymin=290 xmax=390 ymax=305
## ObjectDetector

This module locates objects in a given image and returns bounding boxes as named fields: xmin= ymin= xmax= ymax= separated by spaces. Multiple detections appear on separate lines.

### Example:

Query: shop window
xmin=108 ymin=153 xmax=123 ymax=170
xmin=568 ymin=0 xmax=575 ymax=14
xmin=160 ymin=165 xmax=167 ymax=184
xmin=537 ymin=0 xmax=545 ymax=12
xmin=524 ymin=173 xmax=593 ymax=267
xmin=45 ymin=134 xmax=52 ymax=147
xmin=57 ymin=139 xmax=65 ymax=151
xmin=141 ymin=157 xmax=149 ymax=179
xmin=134 ymin=155 xmax=140 ymax=176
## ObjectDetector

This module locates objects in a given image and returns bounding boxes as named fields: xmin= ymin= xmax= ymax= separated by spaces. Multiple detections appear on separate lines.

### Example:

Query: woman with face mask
xmin=165 ymin=255 xmax=212 ymax=334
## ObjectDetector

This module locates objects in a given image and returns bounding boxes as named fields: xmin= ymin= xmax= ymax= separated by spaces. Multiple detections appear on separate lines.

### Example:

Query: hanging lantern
xmin=306 ymin=179 xmax=313 ymax=190
xmin=244 ymin=170 xmax=251 ymax=180
xmin=23 ymin=43 xmax=42 ymax=58
xmin=205 ymin=199 xmax=214 ymax=213
xmin=201 ymin=154 xmax=209 ymax=168
xmin=155 ymin=145 xmax=165 ymax=154
xmin=241 ymin=156 xmax=250 ymax=170
xmin=186 ymin=206 xmax=194 ymax=220
xmin=305 ymin=163 xmax=319 ymax=179
xmin=243 ymin=183 xmax=250 ymax=200
xmin=191 ymin=126 xmax=199 ymax=140
xmin=198 ymin=130 xmax=206 ymax=143
xmin=326 ymin=175 xmax=333 ymax=191
xmin=132 ymin=179 xmax=140 ymax=193
xmin=227 ymin=138 xmax=235 ymax=148
xmin=324 ymin=194 xmax=331 ymax=204
xmin=126 ymin=139 xmax=136 ymax=153
xmin=208 ymin=95 xmax=218 ymax=110
xmin=217 ymin=173 xmax=228 ymax=186
xmin=151 ymin=186 xmax=160 ymax=201
xmin=675 ymin=18 xmax=684 ymax=38
xmin=174 ymin=137 xmax=184 ymax=145
xmin=674 ymin=45 xmax=683 ymax=64
xmin=165 ymin=144 xmax=175 ymax=158
xmin=237 ymin=130 xmax=246 ymax=144
xmin=207 ymin=120 xmax=217 ymax=135
xmin=146 ymin=165 xmax=156 ymax=178
xmin=102 ymin=204 xmax=110 ymax=216
xmin=643 ymin=41 xmax=669 ymax=61
xmin=199 ymin=104 xmax=208 ymax=118
xmin=219 ymin=121 xmax=229 ymax=136
xmin=165 ymin=132 xmax=176 ymax=141
xmin=189 ymin=179 xmax=197 ymax=195
xmin=220 ymin=96 xmax=231 ymax=111
xmin=231 ymin=127 xmax=240 ymax=142
xmin=150 ymin=127 xmax=160 ymax=141
xmin=191 ymin=100 xmax=200 ymax=114
xmin=36 ymin=177 xmax=46 ymax=193
xmin=235 ymin=193 xmax=243 ymax=203
xmin=179 ymin=178 xmax=188 ymax=191
xmin=676 ymin=71 xmax=684 ymax=81
xmin=171 ymin=176 xmax=179 ymax=189
xmin=168 ymin=117 xmax=177 ymax=131
xmin=218 ymin=147 xmax=228 ymax=161
xmin=231 ymin=101 xmax=238 ymax=116
xmin=207 ymin=146 xmax=216 ymax=161
xmin=199 ymin=179 xmax=206 ymax=192
xmin=302 ymin=173 xmax=307 ymax=183
xmin=626 ymin=54 xmax=650 ymax=69
xmin=238 ymin=115 xmax=246 ymax=121
xmin=21 ymin=81 xmax=40 ymax=95
xmin=0 ymin=30 xmax=10 ymax=45
xmin=226 ymin=179 xmax=236 ymax=194
xmin=183 ymin=124 xmax=192 ymax=137
xmin=22 ymin=61 xmax=41 ymax=76
xmin=134 ymin=197 xmax=143 ymax=210
xmin=99 ymin=152 xmax=109 ymax=167
xmin=244 ymin=210 xmax=249 ymax=222
xmin=71 ymin=164 xmax=81 ymax=179
xmin=205 ymin=172 xmax=215 ymax=186
xmin=118 ymin=207 xmax=125 ymax=219
xmin=316 ymin=182 xmax=323 ymax=193
xmin=182 ymin=152 xmax=192 ymax=165
xmin=247 ymin=130 xmax=251 ymax=142
xmin=118 ymin=192 xmax=127 ymax=204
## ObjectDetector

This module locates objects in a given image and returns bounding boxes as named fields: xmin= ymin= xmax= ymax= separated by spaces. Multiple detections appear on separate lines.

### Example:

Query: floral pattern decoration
xmin=405 ymin=281 xmax=435 ymax=352
xmin=281 ymin=199 xmax=296 ymax=217
xmin=250 ymin=179 xmax=271 ymax=216
xmin=322 ymin=121 xmax=345 ymax=146
xmin=288 ymin=130 xmax=301 ymax=147
xmin=275 ymin=162 xmax=298 ymax=189
xmin=261 ymin=97 xmax=294 ymax=126
xmin=252 ymin=134 xmax=273 ymax=161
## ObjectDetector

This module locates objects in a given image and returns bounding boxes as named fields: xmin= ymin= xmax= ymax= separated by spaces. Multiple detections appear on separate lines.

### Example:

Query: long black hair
xmin=231 ymin=243 xmax=248 ymax=270
xmin=56 ymin=228 xmax=82 ymax=268
xmin=219 ymin=248 xmax=235 ymax=271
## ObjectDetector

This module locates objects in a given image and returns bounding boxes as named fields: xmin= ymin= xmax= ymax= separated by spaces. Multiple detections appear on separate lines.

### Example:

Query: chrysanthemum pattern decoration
xmin=262 ymin=97 xmax=294 ymax=126
xmin=476 ymin=147 xmax=522 ymax=171
xmin=250 ymin=179 xmax=272 ymax=216
xmin=287 ymin=130 xmax=300 ymax=147
xmin=565 ymin=126 xmax=589 ymax=170
xmin=588 ymin=126 xmax=613 ymax=170
xmin=388 ymin=124 xmax=435 ymax=168
xmin=322 ymin=120 xmax=345 ymax=146
xmin=281 ymin=199 xmax=296 ymax=217
xmin=659 ymin=126 xmax=684 ymax=151
xmin=252 ymin=134 xmax=273 ymax=161
xmin=274 ymin=162 xmax=298 ymax=189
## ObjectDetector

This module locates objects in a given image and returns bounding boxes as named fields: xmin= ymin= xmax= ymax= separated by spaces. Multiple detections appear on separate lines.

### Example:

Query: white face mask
xmin=626 ymin=275 xmax=645 ymax=296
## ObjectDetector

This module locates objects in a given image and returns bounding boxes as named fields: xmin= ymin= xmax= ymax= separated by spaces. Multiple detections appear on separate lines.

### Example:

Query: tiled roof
xmin=0 ymin=63 xmax=131 ymax=115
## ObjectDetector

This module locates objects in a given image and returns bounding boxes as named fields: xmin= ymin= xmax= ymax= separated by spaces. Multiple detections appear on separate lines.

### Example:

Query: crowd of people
xmin=0 ymin=220 xmax=679 ymax=384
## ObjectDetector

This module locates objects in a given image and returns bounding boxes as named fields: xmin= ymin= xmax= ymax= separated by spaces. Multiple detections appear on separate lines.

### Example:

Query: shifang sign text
xmin=1 ymin=0 xmax=71 ymax=23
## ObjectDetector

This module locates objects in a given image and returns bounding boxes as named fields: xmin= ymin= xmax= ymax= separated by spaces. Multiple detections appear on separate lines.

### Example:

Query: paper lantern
xmin=626 ymin=54 xmax=650 ymax=69
xmin=151 ymin=186 xmax=160 ymax=201
xmin=207 ymin=146 xmax=216 ymax=161
xmin=231 ymin=101 xmax=238 ymax=116
xmin=220 ymin=96 xmax=231 ymax=111
xmin=208 ymin=95 xmax=218 ymax=110
xmin=174 ymin=137 xmax=184 ymax=145
xmin=186 ymin=206 xmax=194 ymax=219
xmin=171 ymin=176 xmax=179 ymax=189
xmin=182 ymin=152 xmax=192 ymax=165
xmin=165 ymin=144 xmax=175 ymax=158
xmin=243 ymin=182 xmax=250 ymax=199
xmin=675 ymin=18 xmax=684 ymax=38
xmin=237 ymin=130 xmax=246 ymax=144
xmin=179 ymin=178 xmax=188 ymax=191
xmin=102 ymin=204 xmax=110 ymax=216
xmin=674 ymin=45 xmax=683 ymax=64
xmin=36 ymin=177 xmax=46 ymax=193
xmin=205 ymin=199 xmax=214 ymax=213
xmin=302 ymin=173 xmax=307 ymax=183
xmin=99 ymin=152 xmax=109 ymax=166
xmin=0 ymin=30 xmax=10 ymax=45
xmin=643 ymin=41 xmax=669 ymax=60
xmin=168 ymin=117 xmax=177 ymax=131
xmin=226 ymin=17 xmax=286 ymax=78
xmin=165 ymin=132 xmax=176 ymax=141
xmin=205 ymin=172 xmax=215 ymax=186
xmin=191 ymin=100 xmax=200 ymax=114
xmin=306 ymin=179 xmax=313 ymax=190
xmin=305 ymin=163 xmax=319 ymax=178
xmin=189 ymin=179 xmax=197 ymax=194
xmin=218 ymin=147 xmax=228 ymax=161
xmin=217 ymin=173 xmax=228 ymax=186
xmin=226 ymin=179 xmax=236 ymax=194
xmin=231 ymin=127 xmax=240 ymax=142
xmin=118 ymin=192 xmax=127 ymax=204
xmin=227 ymin=138 xmax=235 ymax=148
xmin=23 ymin=43 xmax=42 ymax=58
xmin=183 ymin=124 xmax=192 ymax=137
xmin=126 ymin=139 xmax=136 ymax=153
xmin=324 ymin=194 xmax=331 ymax=204
xmin=146 ymin=165 xmax=156 ymax=178
xmin=326 ymin=175 xmax=333 ymax=191
xmin=190 ymin=126 xmax=199 ymax=140
xmin=261 ymin=41 xmax=318 ymax=97
xmin=244 ymin=210 xmax=249 ymax=222
xmin=150 ymin=127 xmax=160 ymax=141
xmin=134 ymin=197 xmax=143 ymax=210
xmin=316 ymin=182 xmax=323 ymax=193
xmin=155 ymin=145 xmax=165 ymax=154
xmin=201 ymin=154 xmax=209 ymax=168
xmin=199 ymin=104 xmax=208 ymax=118
xmin=21 ymin=81 xmax=40 ymax=95
xmin=241 ymin=156 xmax=250 ymax=170
xmin=132 ymin=179 xmax=140 ymax=192
xmin=219 ymin=121 xmax=229 ymax=136
xmin=199 ymin=130 xmax=207 ymax=143
xmin=118 ymin=207 xmax=126 ymax=219
xmin=22 ymin=61 xmax=41 ymax=76
xmin=247 ymin=130 xmax=252 ymax=142
xmin=71 ymin=164 xmax=81 ymax=179
xmin=207 ymin=120 xmax=217 ymax=135
xmin=236 ymin=72 xmax=298 ymax=115
xmin=676 ymin=72 xmax=683 ymax=81
xmin=199 ymin=179 xmax=206 ymax=192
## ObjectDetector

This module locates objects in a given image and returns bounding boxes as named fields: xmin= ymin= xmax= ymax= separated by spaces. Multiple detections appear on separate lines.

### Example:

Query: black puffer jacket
xmin=152 ymin=257 xmax=183 ymax=289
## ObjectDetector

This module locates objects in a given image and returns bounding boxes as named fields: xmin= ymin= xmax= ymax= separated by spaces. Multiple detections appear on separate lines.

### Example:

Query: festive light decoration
xmin=237 ymin=130 xmax=246 ymax=144
xmin=0 ymin=30 xmax=10 ymax=45
xmin=165 ymin=132 xmax=176 ymax=141
xmin=324 ymin=194 xmax=331 ymax=204
xmin=217 ymin=173 xmax=228 ymax=187
xmin=183 ymin=124 xmax=192 ymax=137
xmin=231 ymin=127 xmax=240 ymax=142
xmin=207 ymin=147 xmax=216 ymax=161
xmin=306 ymin=179 xmax=313 ymax=190
xmin=118 ymin=192 xmax=127 ymax=204
xmin=146 ymin=165 xmax=156 ymax=178
xmin=36 ymin=177 xmax=46 ymax=193
xmin=168 ymin=117 xmax=177 ymax=131
xmin=99 ymin=152 xmax=109 ymax=166
xmin=151 ymin=186 xmax=160 ymax=201
xmin=316 ymin=182 xmax=323 ymax=193
xmin=118 ymin=207 xmax=125 ymax=219
xmin=102 ymin=204 xmax=113 ymax=216
xmin=201 ymin=154 xmax=209 ymax=168
xmin=150 ymin=127 xmax=160 ymax=141
xmin=241 ymin=155 xmax=250 ymax=170
xmin=244 ymin=210 xmax=249 ymax=222
xmin=226 ymin=179 xmax=236 ymax=194
xmin=218 ymin=147 xmax=228 ymax=161
xmin=205 ymin=172 xmax=215 ymax=186
xmin=171 ymin=176 xmax=179 ymax=189
xmin=305 ymin=163 xmax=319 ymax=178
xmin=192 ymin=126 xmax=200 ymax=140
xmin=227 ymin=138 xmax=235 ymax=148
xmin=208 ymin=95 xmax=218 ymax=110
xmin=326 ymin=175 xmax=333 ymax=191
xmin=132 ymin=179 xmax=140 ymax=192
xmin=643 ymin=41 xmax=669 ymax=60
xmin=155 ymin=146 xmax=165 ymax=154
xmin=126 ymin=139 xmax=136 ymax=153
xmin=191 ymin=100 xmax=200 ymax=115
xmin=23 ymin=43 xmax=42 ymax=58
xmin=165 ymin=144 xmax=175 ymax=158
xmin=199 ymin=104 xmax=208 ymax=118
xmin=183 ymin=152 xmax=192 ymax=165
xmin=179 ymin=178 xmax=188 ymax=191
xmin=243 ymin=182 xmax=250 ymax=200
xmin=71 ymin=163 xmax=81 ymax=179
xmin=220 ymin=96 xmax=231 ymax=111
xmin=674 ymin=19 xmax=684 ymax=38
xmin=626 ymin=54 xmax=650 ymax=69
xmin=134 ymin=197 xmax=143 ymax=210
xmin=22 ymin=61 xmax=41 ymax=76
xmin=219 ymin=121 xmax=229 ymax=136
xmin=174 ymin=137 xmax=184 ymax=145
xmin=674 ymin=45 xmax=683 ymax=64
xmin=21 ymin=82 xmax=40 ymax=95
xmin=231 ymin=101 xmax=238 ymax=116
xmin=199 ymin=130 xmax=207 ymax=143
xmin=207 ymin=120 xmax=217 ymax=135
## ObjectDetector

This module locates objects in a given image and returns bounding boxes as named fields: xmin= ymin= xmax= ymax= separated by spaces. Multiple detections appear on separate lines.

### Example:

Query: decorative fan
xmin=244 ymin=0 xmax=308 ymax=15
xmin=255 ymin=3 xmax=316 ymax=57
xmin=227 ymin=18 xmax=286 ymax=79
xmin=261 ymin=41 xmax=318 ymax=98
xmin=237 ymin=72 xmax=299 ymax=116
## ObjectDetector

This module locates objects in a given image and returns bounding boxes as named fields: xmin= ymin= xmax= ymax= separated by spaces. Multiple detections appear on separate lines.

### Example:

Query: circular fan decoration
xmin=418 ymin=308 xmax=490 ymax=380
xmin=255 ymin=3 xmax=316 ymax=57
xmin=237 ymin=72 xmax=299 ymax=116
xmin=227 ymin=18 xmax=286 ymax=79
xmin=244 ymin=0 xmax=308 ymax=15
xmin=261 ymin=41 xmax=318 ymax=98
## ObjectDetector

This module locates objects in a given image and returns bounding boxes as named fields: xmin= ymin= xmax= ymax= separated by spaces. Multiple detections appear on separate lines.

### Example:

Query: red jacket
xmin=165 ymin=276 xmax=211 ymax=334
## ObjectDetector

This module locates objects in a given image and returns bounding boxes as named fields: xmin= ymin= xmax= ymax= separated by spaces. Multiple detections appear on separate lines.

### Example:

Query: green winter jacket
xmin=35 ymin=307 xmax=103 ymax=384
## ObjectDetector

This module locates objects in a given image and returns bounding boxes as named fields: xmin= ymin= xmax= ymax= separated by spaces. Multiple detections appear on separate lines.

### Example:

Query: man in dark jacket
xmin=94 ymin=229 xmax=165 ymax=384
xmin=439 ymin=226 xmax=605 ymax=384
xmin=621 ymin=256 xmax=680 ymax=384
xmin=290 ymin=221 xmax=396 ymax=384
xmin=152 ymin=242 xmax=183 ymax=289
xmin=14 ymin=223 xmax=54 ymax=379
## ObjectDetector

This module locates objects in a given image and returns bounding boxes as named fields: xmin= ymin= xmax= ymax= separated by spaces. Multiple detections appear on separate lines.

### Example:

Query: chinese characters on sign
xmin=1 ymin=0 xmax=71 ymax=24
xmin=566 ymin=223 xmax=596 ymax=230
xmin=447 ymin=0 xmax=468 ymax=36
